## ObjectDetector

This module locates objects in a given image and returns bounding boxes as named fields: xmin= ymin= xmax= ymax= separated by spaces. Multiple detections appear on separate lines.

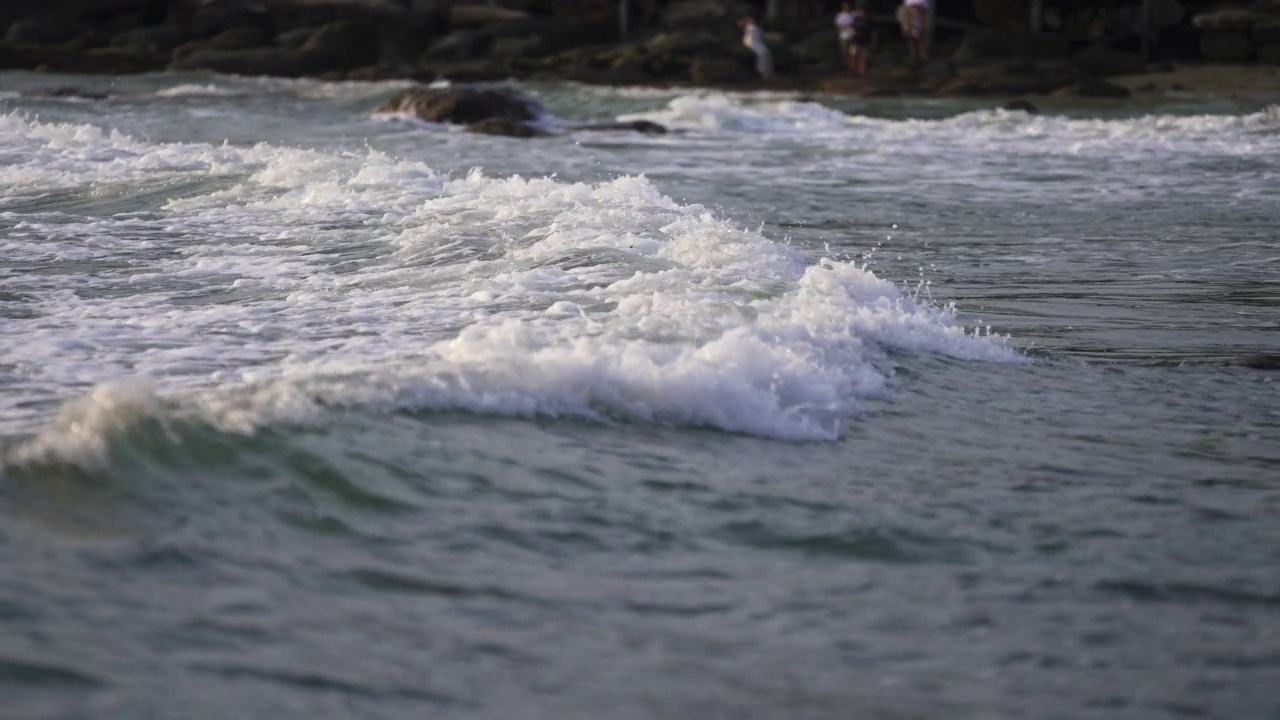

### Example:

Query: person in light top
xmin=847 ymin=2 xmax=875 ymax=77
xmin=738 ymin=15 xmax=773 ymax=78
xmin=898 ymin=0 xmax=929 ymax=64
xmin=835 ymin=2 xmax=856 ymax=69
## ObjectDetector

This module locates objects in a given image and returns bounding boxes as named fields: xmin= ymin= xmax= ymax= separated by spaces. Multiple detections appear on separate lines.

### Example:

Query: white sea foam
xmin=619 ymin=94 xmax=1280 ymax=159
xmin=620 ymin=93 xmax=854 ymax=135
xmin=155 ymin=84 xmax=247 ymax=98
xmin=1 ymin=112 xmax=1021 ymax=466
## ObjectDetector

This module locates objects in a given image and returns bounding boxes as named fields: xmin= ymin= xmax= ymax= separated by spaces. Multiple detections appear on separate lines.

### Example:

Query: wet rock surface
xmin=0 ymin=0 xmax=1273 ymax=99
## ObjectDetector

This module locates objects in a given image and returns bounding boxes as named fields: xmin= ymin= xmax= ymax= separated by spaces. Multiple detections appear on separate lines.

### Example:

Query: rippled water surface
xmin=1 ymin=71 xmax=1278 ymax=720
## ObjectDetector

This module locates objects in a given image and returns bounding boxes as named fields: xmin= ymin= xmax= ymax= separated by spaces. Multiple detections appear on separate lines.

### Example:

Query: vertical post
xmin=620 ymin=0 xmax=631 ymax=38
xmin=766 ymin=0 xmax=780 ymax=25
xmin=1029 ymin=0 xmax=1043 ymax=33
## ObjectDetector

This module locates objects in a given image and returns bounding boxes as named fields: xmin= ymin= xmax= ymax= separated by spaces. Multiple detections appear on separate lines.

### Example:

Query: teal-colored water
xmin=2 ymin=71 xmax=1278 ymax=720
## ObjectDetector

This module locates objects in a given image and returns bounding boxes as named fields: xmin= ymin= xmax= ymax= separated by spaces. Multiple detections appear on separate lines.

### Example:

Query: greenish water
xmin=1 ymin=71 xmax=1278 ymax=720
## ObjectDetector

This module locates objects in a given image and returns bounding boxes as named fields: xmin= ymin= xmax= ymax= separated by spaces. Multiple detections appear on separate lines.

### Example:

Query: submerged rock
xmin=23 ymin=86 xmax=110 ymax=100
xmin=569 ymin=120 xmax=669 ymax=135
xmin=1002 ymin=98 xmax=1040 ymax=113
xmin=377 ymin=86 xmax=668 ymax=139
xmin=466 ymin=117 xmax=548 ymax=138
xmin=376 ymin=86 xmax=544 ymax=125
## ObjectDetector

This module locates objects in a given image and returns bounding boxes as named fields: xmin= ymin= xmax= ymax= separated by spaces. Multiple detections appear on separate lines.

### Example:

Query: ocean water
xmin=1 ymin=70 xmax=1278 ymax=720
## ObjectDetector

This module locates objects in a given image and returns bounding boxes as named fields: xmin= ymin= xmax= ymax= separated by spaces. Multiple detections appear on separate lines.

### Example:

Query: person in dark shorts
xmin=848 ymin=2 xmax=875 ymax=78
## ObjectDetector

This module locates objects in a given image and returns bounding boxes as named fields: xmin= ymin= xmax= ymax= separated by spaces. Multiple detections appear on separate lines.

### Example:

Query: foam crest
xmin=1 ymin=120 xmax=1022 ymax=466
xmin=154 ymin=84 xmax=246 ymax=98
xmin=620 ymin=93 xmax=853 ymax=134
xmin=6 ymin=378 xmax=167 ymax=467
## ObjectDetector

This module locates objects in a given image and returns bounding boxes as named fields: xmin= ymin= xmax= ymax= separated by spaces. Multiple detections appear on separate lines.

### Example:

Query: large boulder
xmin=973 ymin=0 xmax=1028 ymax=32
xmin=570 ymin=120 xmax=668 ymax=135
xmin=953 ymin=29 xmax=1070 ymax=66
xmin=169 ymin=47 xmax=320 ymax=76
xmin=201 ymin=26 xmax=273 ymax=51
xmin=190 ymin=0 xmax=274 ymax=38
xmin=1254 ymin=19 xmax=1280 ymax=47
xmin=1052 ymin=79 xmax=1131 ymax=98
xmin=451 ymin=4 xmax=530 ymax=28
xmin=0 ymin=44 xmax=163 ymax=73
xmin=938 ymin=61 xmax=1078 ymax=96
xmin=109 ymin=25 xmax=189 ymax=55
xmin=1072 ymin=45 xmax=1144 ymax=76
xmin=422 ymin=29 xmax=492 ymax=61
xmin=660 ymin=0 xmax=752 ymax=29
xmin=1199 ymin=30 xmax=1255 ymax=62
xmin=689 ymin=56 xmax=754 ymax=84
xmin=300 ymin=19 xmax=381 ymax=68
xmin=376 ymin=86 xmax=669 ymax=138
xmin=5 ymin=17 xmax=82 ymax=45
xmin=466 ymin=117 xmax=547 ymax=137
xmin=376 ymin=86 xmax=545 ymax=125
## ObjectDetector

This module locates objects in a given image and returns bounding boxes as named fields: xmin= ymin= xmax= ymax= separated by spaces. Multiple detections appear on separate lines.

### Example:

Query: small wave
xmin=154 ymin=84 xmax=246 ymax=98
xmin=620 ymin=93 xmax=853 ymax=134
xmin=0 ymin=117 xmax=1021 ymax=468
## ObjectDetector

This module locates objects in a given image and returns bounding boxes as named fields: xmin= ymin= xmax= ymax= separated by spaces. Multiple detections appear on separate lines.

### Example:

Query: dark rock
xmin=422 ymin=29 xmax=491 ymax=61
xmin=376 ymin=86 xmax=544 ymax=125
xmin=1199 ymin=30 xmax=1255 ymax=62
xmin=491 ymin=34 xmax=544 ymax=59
xmin=415 ymin=60 xmax=512 ymax=83
xmin=451 ymin=4 xmax=530 ymax=28
xmin=486 ymin=17 xmax=614 ymax=55
xmin=952 ymin=29 xmax=1020 ymax=66
xmin=1053 ymin=79 xmax=1131 ymax=99
xmin=1193 ymin=10 xmax=1262 ymax=32
xmin=274 ymin=26 xmax=317 ymax=51
xmin=0 ymin=45 xmax=163 ymax=73
xmin=109 ymin=25 xmax=188 ymax=55
xmin=941 ymin=63 xmax=1073 ymax=96
xmin=376 ymin=13 xmax=446 ymax=66
xmin=465 ymin=118 xmax=545 ymax=138
xmin=689 ymin=56 xmax=754 ymax=84
xmin=973 ymin=0 xmax=1029 ymax=31
xmin=660 ymin=0 xmax=753 ymax=29
xmin=952 ymin=29 xmax=1067 ymax=67
xmin=23 ymin=86 xmax=110 ymax=100
xmin=190 ymin=0 xmax=274 ymax=38
xmin=646 ymin=30 xmax=729 ymax=57
xmin=1254 ymin=20 xmax=1280 ymax=47
xmin=5 ymin=17 xmax=82 ymax=46
xmin=570 ymin=120 xmax=668 ymax=134
xmin=1233 ymin=353 xmax=1280 ymax=370
xmin=202 ymin=26 xmax=273 ymax=51
xmin=300 ymin=19 xmax=381 ymax=68
xmin=794 ymin=26 xmax=839 ymax=64
xmin=1071 ymin=45 xmax=1143 ymax=77
xmin=1002 ymin=98 xmax=1039 ymax=113
xmin=345 ymin=63 xmax=415 ymax=81
xmin=169 ymin=47 xmax=318 ymax=76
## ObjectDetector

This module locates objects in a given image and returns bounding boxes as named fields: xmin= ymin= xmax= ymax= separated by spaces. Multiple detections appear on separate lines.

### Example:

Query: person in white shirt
xmin=835 ymin=1 xmax=856 ymax=70
xmin=738 ymin=15 xmax=773 ymax=78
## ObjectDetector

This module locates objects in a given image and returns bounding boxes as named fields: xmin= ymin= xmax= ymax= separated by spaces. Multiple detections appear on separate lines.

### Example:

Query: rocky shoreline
xmin=2 ymin=0 xmax=1279 ymax=101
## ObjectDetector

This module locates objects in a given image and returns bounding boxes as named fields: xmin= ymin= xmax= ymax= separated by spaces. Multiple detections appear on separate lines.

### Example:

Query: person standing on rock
xmin=835 ymin=2 xmax=856 ymax=70
xmin=848 ymin=2 xmax=874 ymax=78
xmin=898 ymin=0 xmax=928 ymax=64
xmin=739 ymin=15 xmax=774 ymax=79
